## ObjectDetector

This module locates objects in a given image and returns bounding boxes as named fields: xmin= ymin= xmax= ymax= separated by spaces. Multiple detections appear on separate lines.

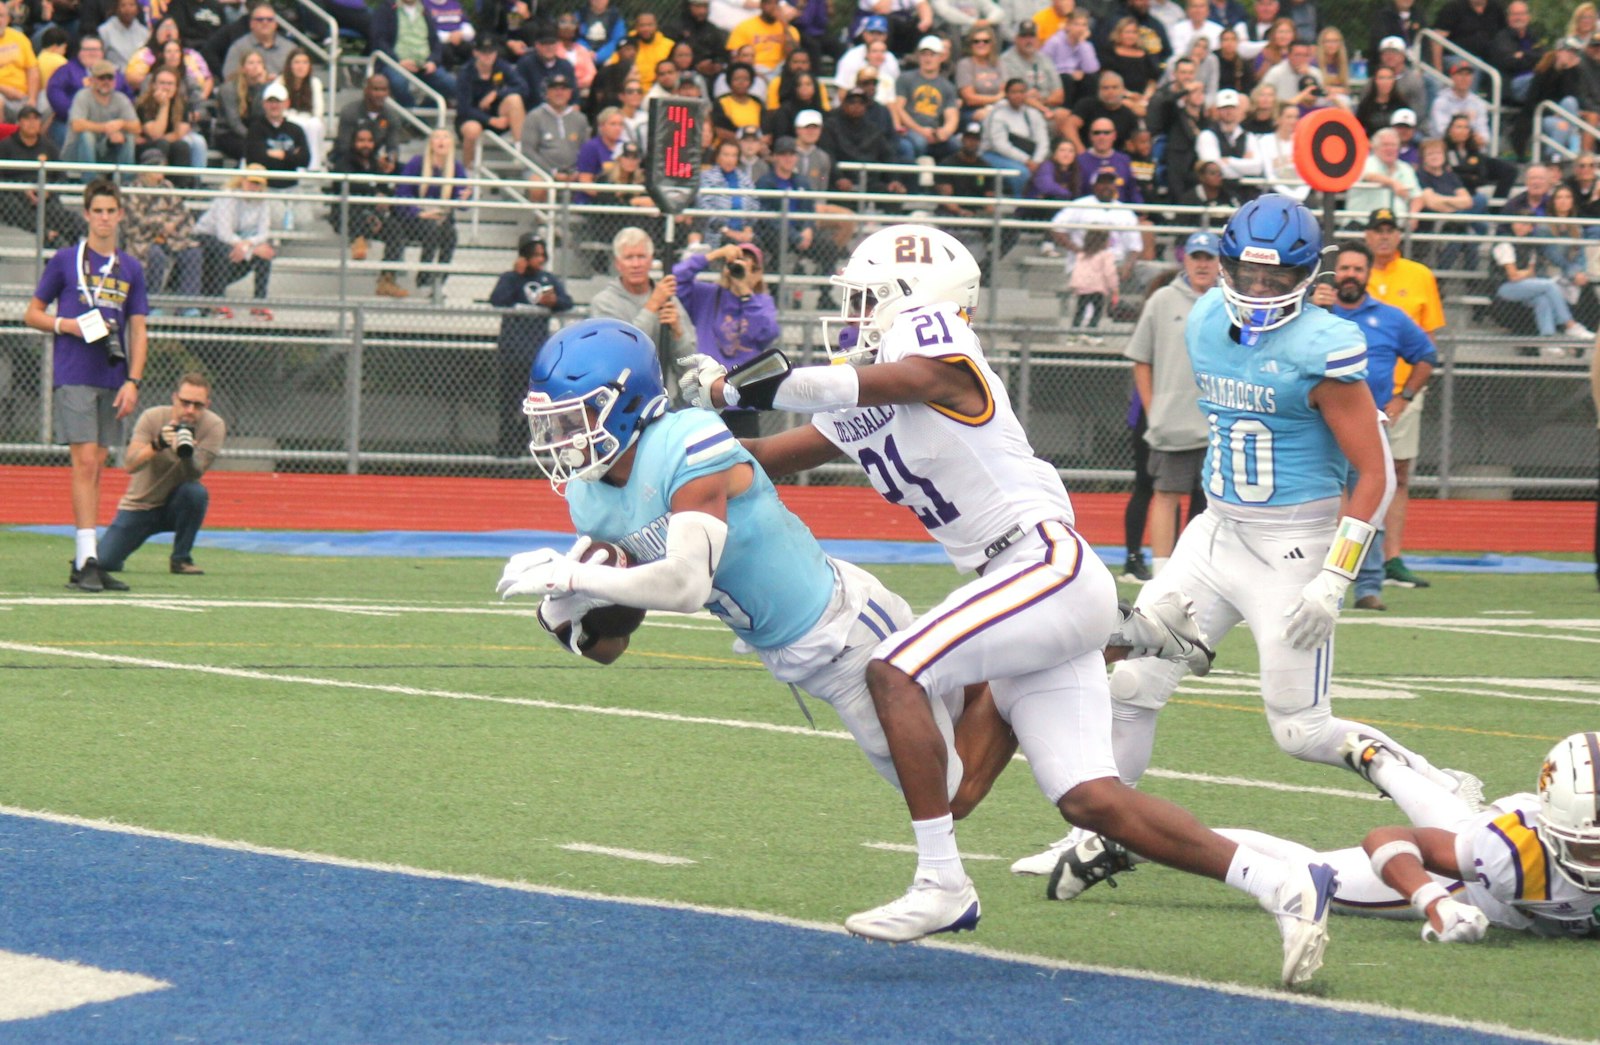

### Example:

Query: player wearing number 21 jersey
xmin=1099 ymin=194 xmax=1481 ymax=824
xmin=679 ymin=224 xmax=1343 ymax=989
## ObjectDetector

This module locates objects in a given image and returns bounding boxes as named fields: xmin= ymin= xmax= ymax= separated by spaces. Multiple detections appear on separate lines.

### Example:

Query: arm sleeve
xmin=569 ymin=511 xmax=728 ymax=614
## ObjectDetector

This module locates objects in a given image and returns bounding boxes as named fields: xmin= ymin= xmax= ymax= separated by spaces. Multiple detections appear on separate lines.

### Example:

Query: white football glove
xmin=537 ymin=591 xmax=608 ymax=654
xmin=677 ymin=353 xmax=728 ymax=410
xmin=1421 ymin=897 xmax=1490 ymax=943
xmin=1283 ymin=569 xmax=1349 ymax=650
xmin=498 ymin=533 xmax=613 ymax=601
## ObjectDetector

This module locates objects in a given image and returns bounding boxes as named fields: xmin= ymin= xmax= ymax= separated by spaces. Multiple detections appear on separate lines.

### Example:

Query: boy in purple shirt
xmin=23 ymin=178 xmax=150 ymax=592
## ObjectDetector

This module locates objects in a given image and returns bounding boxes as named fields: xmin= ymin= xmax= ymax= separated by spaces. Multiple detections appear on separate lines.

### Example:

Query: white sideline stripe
xmin=0 ymin=640 xmax=1384 ymax=804
xmin=862 ymin=842 xmax=1007 ymax=861
xmin=0 ymin=951 xmax=170 ymax=1022
xmin=0 ymin=805 xmax=1581 ymax=1045
xmin=559 ymin=843 xmax=696 ymax=865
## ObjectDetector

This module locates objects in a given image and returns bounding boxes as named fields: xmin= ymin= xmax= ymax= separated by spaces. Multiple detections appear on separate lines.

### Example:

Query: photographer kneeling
xmin=99 ymin=373 xmax=226 ymax=577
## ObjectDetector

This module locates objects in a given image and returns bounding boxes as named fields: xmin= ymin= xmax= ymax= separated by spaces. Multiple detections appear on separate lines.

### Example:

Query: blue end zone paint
xmin=8 ymin=525 xmax=1591 ymax=573
xmin=0 ymin=814 xmax=1539 ymax=1044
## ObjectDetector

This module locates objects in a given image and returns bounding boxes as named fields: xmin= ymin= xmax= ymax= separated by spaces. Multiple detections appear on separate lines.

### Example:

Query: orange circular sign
xmin=1293 ymin=108 xmax=1369 ymax=194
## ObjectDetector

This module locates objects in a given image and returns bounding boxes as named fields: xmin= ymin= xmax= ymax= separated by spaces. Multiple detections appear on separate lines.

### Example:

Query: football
xmin=578 ymin=540 xmax=648 ymax=639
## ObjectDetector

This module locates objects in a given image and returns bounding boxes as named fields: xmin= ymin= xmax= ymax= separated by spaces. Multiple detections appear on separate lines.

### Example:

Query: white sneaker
xmin=1046 ymin=833 xmax=1139 ymax=900
xmin=1010 ymin=826 xmax=1090 ymax=876
xmin=1442 ymin=768 xmax=1486 ymax=812
xmin=844 ymin=875 xmax=980 ymax=942
xmin=1264 ymin=863 xmax=1338 ymax=987
xmin=1140 ymin=591 xmax=1216 ymax=677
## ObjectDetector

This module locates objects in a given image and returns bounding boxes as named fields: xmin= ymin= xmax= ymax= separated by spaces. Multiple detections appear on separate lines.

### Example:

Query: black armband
xmin=725 ymin=348 xmax=792 ymax=411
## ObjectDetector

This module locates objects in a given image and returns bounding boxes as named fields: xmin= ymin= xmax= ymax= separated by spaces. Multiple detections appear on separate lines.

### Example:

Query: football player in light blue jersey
xmin=1018 ymin=197 xmax=1484 ymax=879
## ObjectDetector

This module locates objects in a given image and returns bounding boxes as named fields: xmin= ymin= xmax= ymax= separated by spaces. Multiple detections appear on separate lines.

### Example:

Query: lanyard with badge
xmin=75 ymin=240 xmax=120 ymax=360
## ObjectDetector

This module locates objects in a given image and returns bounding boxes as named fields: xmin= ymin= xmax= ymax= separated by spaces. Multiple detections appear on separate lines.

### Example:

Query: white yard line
xmin=0 ymin=804 xmax=1582 ymax=1045
xmin=559 ymin=843 xmax=696 ymax=865
xmin=862 ymin=842 xmax=1008 ymax=861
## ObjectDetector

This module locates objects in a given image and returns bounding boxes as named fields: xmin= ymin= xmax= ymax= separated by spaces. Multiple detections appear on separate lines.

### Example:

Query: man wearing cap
xmin=246 ymin=81 xmax=310 ymax=186
xmin=1428 ymin=56 xmax=1491 ymax=139
xmin=1000 ymin=18 xmax=1066 ymax=135
xmin=1390 ymin=108 xmax=1420 ymax=164
xmin=791 ymin=108 xmax=855 ymax=272
xmin=894 ymin=34 xmax=960 ymax=158
xmin=223 ymin=3 xmax=295 ymax=79
xmin=1050 ymin=167 xmax=1150 ymax=278
xmin=1433 ymin=0 xmax=1507 ymax=68
xmin=1194 ymin=88 xmax=1260 ymax=197
xmin=1375 ymin=35 xmax=1428 ymax=114
xmin=490 ymin=233 xmax=573 ymax=457
xmin=65 ymin=59 xmax=139 ymax=170
xmin=514 ymin=29 xmax=577 ymax=108
xmin=0 ymin=104 xmax=85 ymax=247
xmin=1363 ymin=205 xmax=1444 ymax=591
xmin=46 ymin=36 xmax=133 ymax=148
xmin=520 ymin=73 xmax=585 ymax=194
xmin=755 ymin=134 xmax=825 ymax=279
xmin=1124 ymin=231 xmax=1219 ymax=576
xmin=457 ymin=36 xmax=527 ymax=167
xmin=0 ymin=2 xmax=38 ymax=120
xmin=1310 ymin=240 xmax=1436 ymax=610
xmin=834 ymin=15 xmax=901 ymax=93
xmin=728 ymin=0 xmax=798 ymax=77
xmin=820 ymin=85 xmax=909 ymax=196
xmin=1489 ymin=0 xmax=1543 ymax=102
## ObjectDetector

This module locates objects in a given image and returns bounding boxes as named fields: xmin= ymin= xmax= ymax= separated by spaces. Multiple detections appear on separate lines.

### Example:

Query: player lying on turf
xmin=673 ymin=228 xmax=1339 ymax=987
xmin=493 ymin=318 xmax=1214 ymax=854
xmin=1042 ymin=731 xmax=1600 ymax=942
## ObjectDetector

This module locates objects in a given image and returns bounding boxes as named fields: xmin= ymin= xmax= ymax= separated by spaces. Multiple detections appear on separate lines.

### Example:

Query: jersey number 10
xmin=1207 ymin=413 xmax=1275 ymax=503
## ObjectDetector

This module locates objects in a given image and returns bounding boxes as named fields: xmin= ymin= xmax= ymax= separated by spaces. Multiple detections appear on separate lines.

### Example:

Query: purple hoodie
xmin=672 ymin=251 xmax=780 ymax=372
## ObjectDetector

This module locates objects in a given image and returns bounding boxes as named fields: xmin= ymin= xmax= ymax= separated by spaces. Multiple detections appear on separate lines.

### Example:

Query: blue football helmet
xmin=524 ymin=318 xmax=668 ymax=490
xmin=1217 ymin=194 xmax=1322 ymax=342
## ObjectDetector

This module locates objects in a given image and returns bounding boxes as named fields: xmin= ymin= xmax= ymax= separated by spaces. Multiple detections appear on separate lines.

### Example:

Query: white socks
xmin=912 ymin=814 xmax=966 ymax=890
xmin=1225 ymin=844 xmax=1288 ymax=902
xmin=1152 ymin=556 xmax=1169 ymax=575
xmin=75 ymin=528 xmax=97 ymax=569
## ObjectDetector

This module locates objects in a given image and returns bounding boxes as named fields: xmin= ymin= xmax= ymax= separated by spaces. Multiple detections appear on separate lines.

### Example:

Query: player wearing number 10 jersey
xmin=681 ymin=223 xmax=1344 ymax=988
xmin=1100 ymin=194 xmax=1481 ymax=816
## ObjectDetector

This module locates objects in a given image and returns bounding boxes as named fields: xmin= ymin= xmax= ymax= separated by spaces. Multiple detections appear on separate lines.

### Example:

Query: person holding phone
xmin=23 ymin=177 xmax=150 ymax=593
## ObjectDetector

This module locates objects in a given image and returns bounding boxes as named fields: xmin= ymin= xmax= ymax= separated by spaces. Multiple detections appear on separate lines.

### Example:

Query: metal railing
xmin=365 ymin=50 xmax=449 ymax=130
xmin=1531 ymin=100 xmax=1600 ymax=165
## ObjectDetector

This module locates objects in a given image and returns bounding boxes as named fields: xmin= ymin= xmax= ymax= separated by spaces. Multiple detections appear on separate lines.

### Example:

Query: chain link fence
xmin=1 ymin=163 xmax=1596 ymax=497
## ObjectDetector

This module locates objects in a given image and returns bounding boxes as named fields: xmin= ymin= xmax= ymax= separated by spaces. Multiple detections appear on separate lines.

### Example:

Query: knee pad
xmin=1266 ymin=707 xmax=1342 ymax=763
xmin=1108 ymin=658 xmax=1178 ymax=711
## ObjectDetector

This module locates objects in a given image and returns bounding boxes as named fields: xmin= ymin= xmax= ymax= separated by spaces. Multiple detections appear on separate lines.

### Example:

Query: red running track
xmin=0 ymin=465 xmax=1591 ymax=553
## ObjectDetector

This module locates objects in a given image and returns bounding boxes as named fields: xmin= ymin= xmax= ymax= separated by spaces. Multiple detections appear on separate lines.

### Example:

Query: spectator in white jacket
xmin=980 ymin=76 xmax=1048 ymax=194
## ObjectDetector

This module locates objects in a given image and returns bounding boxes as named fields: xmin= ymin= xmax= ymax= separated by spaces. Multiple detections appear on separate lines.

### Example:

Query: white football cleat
xmin=1140 ymin=591 xmax=1216 ymax=677
xmin=844 ymin=875 xmax=981 ymax=943
xmin=1264 ymin=863 xmax=1338 ymax=987
xmin=1442 ymin=768 xmax=1486 ymax=813
xmin=1010 ymin=826 xmax=1091 ymax=876
xmin=1338 ymin=731 xmax=1401 ymax=788
xmin=1046 ymin=833 xmax=1140 ymax=901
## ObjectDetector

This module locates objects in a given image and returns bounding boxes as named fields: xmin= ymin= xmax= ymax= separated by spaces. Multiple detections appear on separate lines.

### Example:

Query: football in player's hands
xmin=576 ymin=539 xmax=648 ymax=639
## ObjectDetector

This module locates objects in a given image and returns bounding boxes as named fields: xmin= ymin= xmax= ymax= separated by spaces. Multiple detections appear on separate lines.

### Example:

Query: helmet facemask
xmin=524 ymin=381 xmax=629 ymax=491
xmin=1219 ymin=254 xmax=1316 ymax=345
xmin=822 ymin=279 xmax=893 ymax=365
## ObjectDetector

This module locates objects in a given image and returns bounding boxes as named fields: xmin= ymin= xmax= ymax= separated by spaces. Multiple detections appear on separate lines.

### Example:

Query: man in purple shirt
xmin=23 ymin=178 xmax=150 ymax=593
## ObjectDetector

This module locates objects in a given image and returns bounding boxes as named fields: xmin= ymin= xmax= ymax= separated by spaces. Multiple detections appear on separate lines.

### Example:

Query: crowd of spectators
xmin=0 ymin=0 xmax=1599 ymax=328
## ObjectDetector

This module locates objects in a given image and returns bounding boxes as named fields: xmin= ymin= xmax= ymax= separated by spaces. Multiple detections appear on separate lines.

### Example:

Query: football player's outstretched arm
xmin=691 ymin=351 xmax=986 ymax=417
xmin=741 ymin=425 xmax=845 ymax=477
xmin=1364 ymin=825 xmax=1489 ymax=943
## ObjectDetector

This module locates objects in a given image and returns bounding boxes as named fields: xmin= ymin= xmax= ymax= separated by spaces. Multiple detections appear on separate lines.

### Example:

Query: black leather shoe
xmin=170 ymin=560 xmax=205 ymax=575
xmin=67 ymin=558 xmax=103 ymax=592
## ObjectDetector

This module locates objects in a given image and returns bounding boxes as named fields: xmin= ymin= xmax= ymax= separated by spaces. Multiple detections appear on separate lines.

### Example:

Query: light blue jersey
xmin=1186 ymin=288 xmax=1369 ymax=508
xmin=565 ymin=408 xmax=835 ymax=650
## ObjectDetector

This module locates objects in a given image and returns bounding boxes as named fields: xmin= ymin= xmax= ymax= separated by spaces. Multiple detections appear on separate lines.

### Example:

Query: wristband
xmin=1324 ymin=515 xmax=1377 ymax=580
xmin=127 ymin=377 xmax=141 ymax=388
xmin=1368 ymin=839 xmax=1423 ymax=878
xmin=1409 ymin=880 xmax=1450 ymax=917
xmin=53 ymin=316 xmax=63 ymax=335
xmin=1399 ymin=389 xmax=1416 ymax=401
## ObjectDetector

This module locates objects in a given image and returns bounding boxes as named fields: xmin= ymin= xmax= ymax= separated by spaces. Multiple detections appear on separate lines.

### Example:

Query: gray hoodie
xmin=1124 ymin=274 xmax=1210 ymax=452
xmin=588 ymin=277 xmax=699 ymax=400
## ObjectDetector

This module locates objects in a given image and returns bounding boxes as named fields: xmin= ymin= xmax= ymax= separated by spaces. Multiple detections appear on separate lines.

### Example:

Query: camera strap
xmin=75 ymin=239 xmax=119 ymax=315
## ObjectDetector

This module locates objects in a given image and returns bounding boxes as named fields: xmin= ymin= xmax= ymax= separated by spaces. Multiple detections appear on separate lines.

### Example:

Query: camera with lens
xmin=172 ymin=423 xmax=196 ymax=459
xmin=101 ymin=320 xmax=124 ymax=364
xmin=726 ymin=260 xmax=747 ymax=280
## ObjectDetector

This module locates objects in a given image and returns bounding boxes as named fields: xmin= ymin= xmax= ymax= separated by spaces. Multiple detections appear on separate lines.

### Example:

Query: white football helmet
xmin=1536 ymin=731 xmax=1600 ymax=890
xmin=823 ymin=224 xmax=982 ymax=363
